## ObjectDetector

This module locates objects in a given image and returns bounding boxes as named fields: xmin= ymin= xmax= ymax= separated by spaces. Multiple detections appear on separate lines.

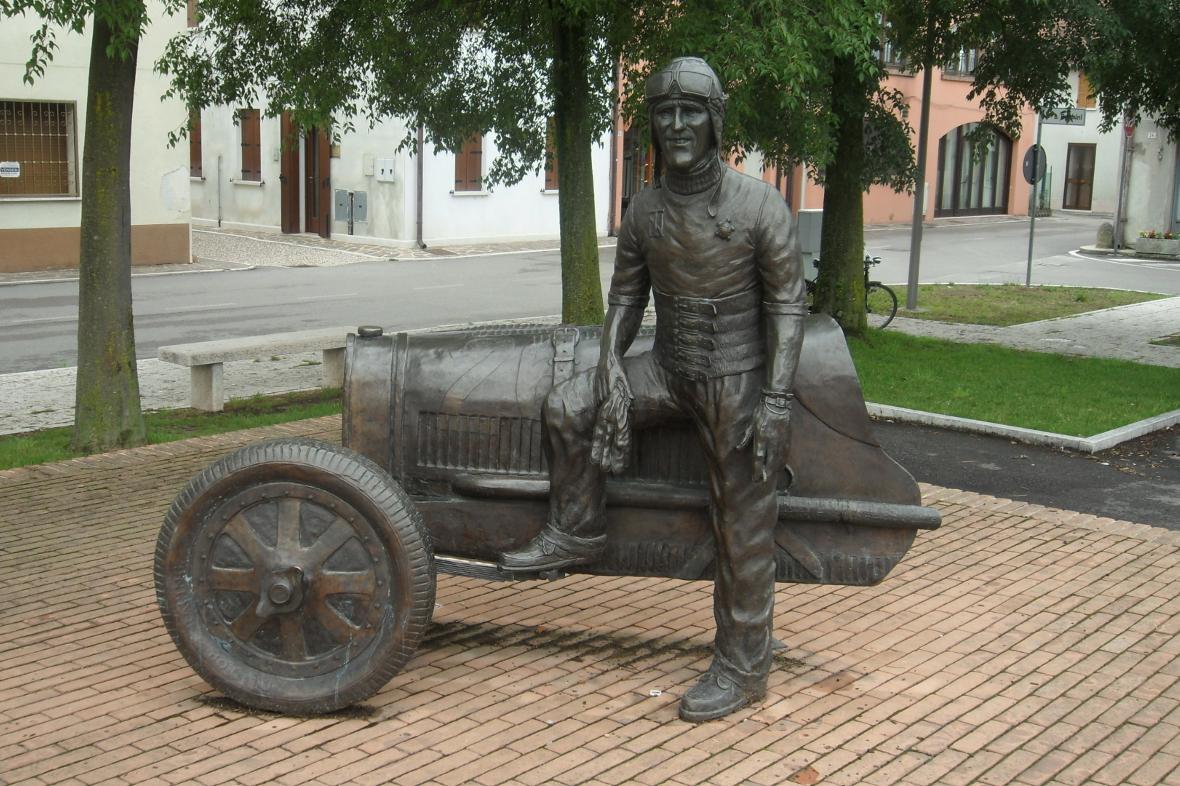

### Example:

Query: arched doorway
xmin=935 ymin=123 xmax=1012 ymax=217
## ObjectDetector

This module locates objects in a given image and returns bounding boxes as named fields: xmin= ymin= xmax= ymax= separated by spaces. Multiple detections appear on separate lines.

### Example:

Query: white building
xmin=1038 ymin=72 xmax=1121 ymax=216
xmin=1039 ymin=71 xmax=1179 ymax=243
xmin=0 ymin=11 xmax=191 ymax=272
xmin=189 ymin=106 xmax=614 ymax=248
xmin=1123 ymin=115 xmax=1179 ymax=241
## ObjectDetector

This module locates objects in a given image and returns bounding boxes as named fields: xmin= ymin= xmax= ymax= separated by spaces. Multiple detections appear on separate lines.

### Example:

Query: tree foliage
xmin=1062 ymin=0 xmax=1180 ymax=137
xmin=162 ymin=0 xmax=638 ymax=323
xmin=620 ymin=0 xmax=916 ymax=190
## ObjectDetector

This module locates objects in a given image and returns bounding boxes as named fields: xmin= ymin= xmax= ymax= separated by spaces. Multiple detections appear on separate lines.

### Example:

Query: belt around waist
xmin=652 ymin=288 xmax=765 ymax=379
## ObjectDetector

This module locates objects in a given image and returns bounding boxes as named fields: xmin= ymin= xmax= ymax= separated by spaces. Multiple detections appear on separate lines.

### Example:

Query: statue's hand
xmin=742 ymin=391 xmax=793 ymax=483
xmin=591 ymin=356 xmax=634 ymax=474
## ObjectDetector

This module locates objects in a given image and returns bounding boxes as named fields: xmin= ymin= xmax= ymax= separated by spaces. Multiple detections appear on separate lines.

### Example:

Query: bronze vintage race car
xmin=155 ymin=315 xmax=940 ymax=714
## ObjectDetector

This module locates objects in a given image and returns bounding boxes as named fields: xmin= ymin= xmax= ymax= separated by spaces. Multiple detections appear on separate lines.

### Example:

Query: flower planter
xmin=1134 ymin=237 xmax=1180 ymax=258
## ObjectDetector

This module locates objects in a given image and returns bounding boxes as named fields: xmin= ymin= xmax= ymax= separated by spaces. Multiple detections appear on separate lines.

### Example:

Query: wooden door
xmin=304 ymin=127 xmax=331 ymax=238
xmin=279 ymin=113 xmax=300 ymax=234
xmin=1063 ymin=143 xmax=1096 ymax=211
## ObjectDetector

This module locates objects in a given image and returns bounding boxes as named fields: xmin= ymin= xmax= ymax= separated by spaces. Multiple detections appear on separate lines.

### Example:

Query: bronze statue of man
xmin=500 ymin=56 xmax=807 ymax=721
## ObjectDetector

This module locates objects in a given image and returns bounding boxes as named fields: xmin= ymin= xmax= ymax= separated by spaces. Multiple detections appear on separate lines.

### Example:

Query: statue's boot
xmin=498 ymin=526 xmax=606 ymax=573
xmin=679 ymin=658 xmax=767 ymax=723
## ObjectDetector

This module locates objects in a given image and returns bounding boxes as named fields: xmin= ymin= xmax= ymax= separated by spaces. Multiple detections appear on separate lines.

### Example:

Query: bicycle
xmin=804 ymin=254 xmax=899 ymax=329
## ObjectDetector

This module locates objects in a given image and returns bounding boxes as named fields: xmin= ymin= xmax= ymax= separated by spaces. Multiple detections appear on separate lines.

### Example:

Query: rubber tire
xmin=154 ymin=438 xmax=434 ymax=714
xmin=866 ymin=283 xmax=898 ymax=328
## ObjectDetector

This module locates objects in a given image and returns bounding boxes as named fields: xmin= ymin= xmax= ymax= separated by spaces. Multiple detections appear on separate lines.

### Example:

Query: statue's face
xmin=652 ymin=97 xmax=714 ymax=173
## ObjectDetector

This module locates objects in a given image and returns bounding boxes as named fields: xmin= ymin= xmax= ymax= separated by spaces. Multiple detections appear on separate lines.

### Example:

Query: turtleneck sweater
xmin=662 ymin=154 xmax=723 ymax=196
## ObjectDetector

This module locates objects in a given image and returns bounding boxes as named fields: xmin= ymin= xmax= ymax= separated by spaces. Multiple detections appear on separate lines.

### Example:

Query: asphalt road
xmin=3 ymin=213 xmax=1180 ymax=375
xmin=874 ymin=420 xmax=1180 ymax=530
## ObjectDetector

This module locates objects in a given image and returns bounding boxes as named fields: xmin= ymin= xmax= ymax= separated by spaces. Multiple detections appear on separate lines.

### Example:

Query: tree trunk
xmin=551 ymin=8 xmax=604 ymax=325
xmin=816 ymin=56 xmax=868 ymax=336
xmin=73 ymin=10 xmax=147 ymax=452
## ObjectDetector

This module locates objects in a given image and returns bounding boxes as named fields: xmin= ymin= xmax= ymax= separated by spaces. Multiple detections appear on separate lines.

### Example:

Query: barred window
xmin=454 ymin=134 xmax=483 ymax=192
xmin=0 ymin=100 xmax=79 ymax=198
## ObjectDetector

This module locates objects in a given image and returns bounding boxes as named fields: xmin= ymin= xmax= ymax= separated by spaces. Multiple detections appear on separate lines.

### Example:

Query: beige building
xmin=0 ymin=11 xmax=191 ymax=272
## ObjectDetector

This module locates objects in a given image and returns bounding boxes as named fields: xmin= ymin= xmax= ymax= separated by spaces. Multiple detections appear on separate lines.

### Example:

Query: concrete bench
xmin=158 ymin=327 xmax=355 ymax=412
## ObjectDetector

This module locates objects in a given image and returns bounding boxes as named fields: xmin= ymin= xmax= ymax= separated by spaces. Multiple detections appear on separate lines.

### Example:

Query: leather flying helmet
xmin=645 ymin=56 xmax=727 ymax=154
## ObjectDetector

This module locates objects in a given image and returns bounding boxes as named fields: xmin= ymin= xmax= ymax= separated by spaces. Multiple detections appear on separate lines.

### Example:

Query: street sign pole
xmin=1025 ymin=116 xmax=1044 ymax=287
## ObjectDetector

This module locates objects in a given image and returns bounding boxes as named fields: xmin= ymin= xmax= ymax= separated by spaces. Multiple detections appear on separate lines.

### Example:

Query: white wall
xmin=1039 ymin=109 xmax=1122 ymax=215
xmin=1124 ymin=116 xmax=1178 ymax=240
xmin=328 ymin=118 xmax=412 ymax=242
xmin=190 ymin=110 xmax=282 ymax=231
xmin=195 ymin=112 xmax=614 ymax=248
xmin=0 ymin=11 xmax=189 ymax=231
xmin=409 ymin=132 xmax=614 ymax=247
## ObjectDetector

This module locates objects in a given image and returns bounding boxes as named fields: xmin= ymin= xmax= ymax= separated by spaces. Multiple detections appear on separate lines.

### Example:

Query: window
xmin=943 ymin=48 xmax=978 ymax=77
xmin=0 ymin=100 xmax=78 ymax=198
xmin=1076 ymin=72 xmax=1096 ymax=109
xmin=935 ymin=123 xmax=1011 ymax=217
xmin=239 ymin=108 xmax=261 ymax=181
xmin=189 ymin=111 xmax=202 ymax=178
xmin=454 ymin=134 xmax=483 ymax=192
xmin=544 ymin=119 xmax=559 ymax=191
xmin=877 ymin=16 xmax=909 ymax=71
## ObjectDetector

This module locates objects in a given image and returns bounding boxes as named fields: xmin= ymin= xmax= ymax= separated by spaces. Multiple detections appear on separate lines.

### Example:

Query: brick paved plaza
xmin=1 ymin=416 xmax=1178 ymax=785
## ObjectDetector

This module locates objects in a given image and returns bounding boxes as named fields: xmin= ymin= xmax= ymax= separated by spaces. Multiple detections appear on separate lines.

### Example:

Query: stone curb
xmin=868 ymin=401 xmax=1180 ymax=453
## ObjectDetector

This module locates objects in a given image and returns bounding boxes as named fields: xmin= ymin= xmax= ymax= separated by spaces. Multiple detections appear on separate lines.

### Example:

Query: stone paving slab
xmin=2 ymin=417 xmax=1180 ymax=785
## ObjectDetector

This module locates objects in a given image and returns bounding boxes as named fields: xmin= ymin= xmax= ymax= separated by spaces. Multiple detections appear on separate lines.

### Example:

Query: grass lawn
xmin=0 ymin=388 xmax=341 ymax=471
xmin=3 ymin=330 xmax=1179 ymax=470
xmin=892 ymin=283 xmax=1165 ymax=326
xmin=848 ymin=331 xmax=1180 ymax=436
xmin=1151 ymin=334 xmax=1180 ymax=347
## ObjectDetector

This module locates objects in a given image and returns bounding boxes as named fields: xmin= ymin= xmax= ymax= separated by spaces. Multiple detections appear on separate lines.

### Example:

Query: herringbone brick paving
xmin=1 ymin=416 xmax=1178 ymax=785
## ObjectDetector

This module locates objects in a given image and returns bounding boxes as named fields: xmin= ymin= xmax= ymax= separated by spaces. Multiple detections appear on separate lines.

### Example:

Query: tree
xmin=162 ymin=0 xmax=632 ymax=325
xmin=4 ymin=0 xmax=152 ymax=451
xmin=623 ymin=0 xmax=916 ymax=336
xmin=1054 ymin=1 xmax=1180 ymax=136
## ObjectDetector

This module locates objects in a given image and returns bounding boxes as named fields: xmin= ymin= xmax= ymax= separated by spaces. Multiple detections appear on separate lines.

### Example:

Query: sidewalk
xmin=2 ymin=416 xmax=1179 ymax=785
xmin=0 ymin=226 xmax=1177 ymax=438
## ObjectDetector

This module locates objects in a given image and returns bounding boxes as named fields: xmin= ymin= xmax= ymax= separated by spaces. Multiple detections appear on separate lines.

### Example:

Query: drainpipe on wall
xmin=216 ymin=155 xmax=223 ymax=228
xmin=415 ymin=124 xmax=427 ymax=249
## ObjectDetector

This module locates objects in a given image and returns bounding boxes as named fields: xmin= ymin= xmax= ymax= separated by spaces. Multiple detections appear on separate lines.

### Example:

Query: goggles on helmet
xmin=645 ymin=67 xmax=720 ymax=105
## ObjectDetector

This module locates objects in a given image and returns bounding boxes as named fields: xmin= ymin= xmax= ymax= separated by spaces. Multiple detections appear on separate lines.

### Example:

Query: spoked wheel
xmin=155 ymin=439 xmax=434 ymax=714
xmin=866 ymin=283 xmax=899 ymax=328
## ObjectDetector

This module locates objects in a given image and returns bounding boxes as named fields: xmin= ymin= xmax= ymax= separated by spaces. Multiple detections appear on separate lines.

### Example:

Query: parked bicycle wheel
xmin=866 ymin=283 xmax=898 ymax=328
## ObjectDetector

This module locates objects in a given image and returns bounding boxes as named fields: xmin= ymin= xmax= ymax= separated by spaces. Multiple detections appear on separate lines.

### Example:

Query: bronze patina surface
xmin=155 ymin=56 xmax=939 ymax=719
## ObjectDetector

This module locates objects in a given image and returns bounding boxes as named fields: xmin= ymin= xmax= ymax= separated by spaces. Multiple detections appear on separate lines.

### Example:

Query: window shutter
xmin=1077 ymin=72 xmax=1096 ymax=109
xmin=545 ymin=119 xmax=559 ymax=191
xmin=240 ymin=109 xmax=261 ymax=181
xmin=189 ymin=112 xmax=202 ymax=178
xmin=455 ymin=134 xmax=483 ymax=191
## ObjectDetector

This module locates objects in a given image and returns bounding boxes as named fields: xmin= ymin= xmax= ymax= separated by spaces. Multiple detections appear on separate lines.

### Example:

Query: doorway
xmin=278 ymin=118 xmax=331 ymax=238
xmin=1063 ymin=143 xmax=1096 ymax=211
xmin=935 ymin=123 xmax=1012 ymax=217
xmin=304 ymin=127 xmax=331 ymax=238
xmin=279 ymin=113 xmax=300 ymax=234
